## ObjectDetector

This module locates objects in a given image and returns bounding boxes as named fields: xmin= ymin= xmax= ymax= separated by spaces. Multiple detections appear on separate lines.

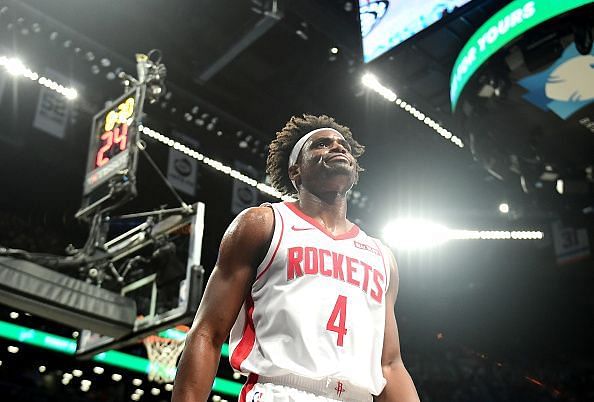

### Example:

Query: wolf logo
xmin=518 ymin=43 xmax=594 ymax=120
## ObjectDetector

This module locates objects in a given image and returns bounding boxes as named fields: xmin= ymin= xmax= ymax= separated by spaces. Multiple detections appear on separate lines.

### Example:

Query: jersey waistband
xmin=257 ymin=374 xmax=372 ymax=402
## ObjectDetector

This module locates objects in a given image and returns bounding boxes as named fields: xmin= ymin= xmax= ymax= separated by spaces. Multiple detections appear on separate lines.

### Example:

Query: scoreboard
xmin=79 ymin=88 xmax=142 ymax=217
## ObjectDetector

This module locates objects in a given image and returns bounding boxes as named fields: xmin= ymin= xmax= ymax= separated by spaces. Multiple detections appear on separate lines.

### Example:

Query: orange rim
xmin=174 ymin=324 xmax=190 ymax=332
xmin=143 ymin=335 xmax=172 ymax=344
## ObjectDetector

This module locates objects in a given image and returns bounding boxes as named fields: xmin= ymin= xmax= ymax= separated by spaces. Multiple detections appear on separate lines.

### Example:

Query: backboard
xmin=76 ymin=202 xmax=205 ymax=359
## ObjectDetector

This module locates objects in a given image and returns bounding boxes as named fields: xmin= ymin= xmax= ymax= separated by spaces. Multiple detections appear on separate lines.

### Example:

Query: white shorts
xmin=239 ymin=374 xmax=373 ymax=402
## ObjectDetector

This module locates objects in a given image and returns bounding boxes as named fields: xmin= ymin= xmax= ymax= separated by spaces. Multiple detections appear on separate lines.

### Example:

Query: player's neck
xmin=295 ymin=190 xmax=351 ymax=234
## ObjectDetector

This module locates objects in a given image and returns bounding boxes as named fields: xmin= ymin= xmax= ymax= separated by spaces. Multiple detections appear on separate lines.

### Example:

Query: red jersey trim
xmin=239 ymin=373 xmax=259 ymax=402
xmin=283 ymin=202 xmax=360 ymax=240
xmin=254 ymin=206 xmax=284 ymax=282
xmin=230 ymin=295 xmax=256 ymax=371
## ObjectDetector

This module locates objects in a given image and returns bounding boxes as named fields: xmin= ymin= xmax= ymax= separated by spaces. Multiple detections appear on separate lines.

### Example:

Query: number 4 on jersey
xmin=326 ymin=295 xmax=348 ymax=346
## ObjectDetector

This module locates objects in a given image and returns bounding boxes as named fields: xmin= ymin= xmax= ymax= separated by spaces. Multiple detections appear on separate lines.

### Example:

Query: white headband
xmin=288 ymin=127 xmax=344 ymax=190
xmin=288 ymin=128 xmax=344 ymax=168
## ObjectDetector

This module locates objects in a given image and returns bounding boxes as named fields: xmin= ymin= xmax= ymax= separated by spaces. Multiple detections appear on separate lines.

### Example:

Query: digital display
xmin=360 ymin=0 xmax=474 ymax=63
xmin=83 ymin=89 xmax=139 ymax=195
xmin=94 ymin=97 xmax=134 ymax=168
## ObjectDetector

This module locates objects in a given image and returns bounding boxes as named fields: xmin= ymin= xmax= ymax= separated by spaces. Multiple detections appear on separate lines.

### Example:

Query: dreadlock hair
xmin=266 ymin=114 xmax=365 ymax=196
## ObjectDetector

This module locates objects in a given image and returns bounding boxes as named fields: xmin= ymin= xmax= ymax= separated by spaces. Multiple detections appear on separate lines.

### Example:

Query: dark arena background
xmin=1 ymin=0 xmax=593 ymax=401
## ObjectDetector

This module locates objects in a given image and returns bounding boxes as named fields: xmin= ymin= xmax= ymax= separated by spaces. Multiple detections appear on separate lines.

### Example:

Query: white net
xmin=143 ymin=335 xmax=186 ymax=383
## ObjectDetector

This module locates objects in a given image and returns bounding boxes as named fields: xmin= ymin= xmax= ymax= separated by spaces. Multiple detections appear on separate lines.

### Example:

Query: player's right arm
xmin=172 ymin=206 xmax=274 ymax=402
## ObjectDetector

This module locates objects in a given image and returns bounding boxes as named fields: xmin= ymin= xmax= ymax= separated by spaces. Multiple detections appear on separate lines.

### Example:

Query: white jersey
xmin=229 ymin=202 xmax=389 ymax=396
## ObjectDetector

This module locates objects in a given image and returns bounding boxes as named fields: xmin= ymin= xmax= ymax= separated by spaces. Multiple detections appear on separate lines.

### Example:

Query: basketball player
xmin=172 ymin=115 xmax=419 ymax=402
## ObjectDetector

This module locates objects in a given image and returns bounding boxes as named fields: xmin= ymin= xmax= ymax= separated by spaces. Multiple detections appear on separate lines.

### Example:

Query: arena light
xmin=556 ymin=179 xmax=564 ymax=194
xmin=362 ymin=73 xmax=464 ymax=148
xmin=0 ymin=55 xmax=78 ymax=99
xmin=0 ymin=320 xmax=241 ymax=396
xmin=362 ymin=73 xmax=397 ymax=101
xmin=383 ymin=219 xmax=544 ymax=249
xmin=139 ymin=125 xmax=295 ymax=202
xmin=383 ymin=219 xmax=450 ymax=250
xmin=4 ymin=57 xmax=26 ymax=76
xmin=499 ymin=203 xmax=510 ymax=213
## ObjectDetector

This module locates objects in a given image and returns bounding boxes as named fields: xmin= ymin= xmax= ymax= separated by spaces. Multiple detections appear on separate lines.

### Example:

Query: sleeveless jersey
xmin=229 ymin=202 xmax=389 ymax=396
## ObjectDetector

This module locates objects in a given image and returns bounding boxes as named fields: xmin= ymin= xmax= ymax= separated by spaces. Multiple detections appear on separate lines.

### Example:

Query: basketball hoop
xmin=143 ymin=325 xmax=189 ymax=383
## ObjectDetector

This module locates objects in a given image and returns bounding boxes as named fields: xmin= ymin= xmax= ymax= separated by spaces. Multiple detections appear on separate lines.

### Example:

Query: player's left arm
xmin=375 ymin=246 xmax=420 ymax=402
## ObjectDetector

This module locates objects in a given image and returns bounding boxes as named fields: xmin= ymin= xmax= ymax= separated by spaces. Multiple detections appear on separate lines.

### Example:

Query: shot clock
xmin=78 ymin=88 xmax=142 ymax=218
xmin=94 ymin=96 xmax=134 ymax=169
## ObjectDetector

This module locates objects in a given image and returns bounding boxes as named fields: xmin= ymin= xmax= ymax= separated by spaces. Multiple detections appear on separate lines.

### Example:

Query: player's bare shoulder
xmin=225 ymin=206 xmax=274 ymax=242
xmin=219 ymin=206 xmax=275 ymax=267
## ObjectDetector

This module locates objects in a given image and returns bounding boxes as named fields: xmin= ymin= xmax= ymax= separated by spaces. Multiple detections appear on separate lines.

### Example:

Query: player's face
xmin=297 ymin=130 xmax=357 ymax=192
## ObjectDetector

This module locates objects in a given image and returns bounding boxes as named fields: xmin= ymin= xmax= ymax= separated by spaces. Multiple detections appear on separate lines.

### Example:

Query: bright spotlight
xmin=382 ymin=219 xmax=450 ymax=250
xmin=499 ymin=203 xmax=509 ymax=214
xmin=5 ymin=57 xmax=26 ymax=76
xmin=556 ymin=179 xmax=564 ymax=194
xmin=361 ymin=73 xmax=378 ymax=88
xmin=63 ymin=88 xmax=78 ymax=100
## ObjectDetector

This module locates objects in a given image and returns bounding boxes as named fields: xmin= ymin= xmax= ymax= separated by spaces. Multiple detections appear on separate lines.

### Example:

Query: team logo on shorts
xmin=335 ymin=381 xmax=346 ymax=397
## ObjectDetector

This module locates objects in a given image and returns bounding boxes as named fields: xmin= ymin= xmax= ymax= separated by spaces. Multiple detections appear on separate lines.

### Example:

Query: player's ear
xmin=288 ymin=164 xmax=300 ymax=182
